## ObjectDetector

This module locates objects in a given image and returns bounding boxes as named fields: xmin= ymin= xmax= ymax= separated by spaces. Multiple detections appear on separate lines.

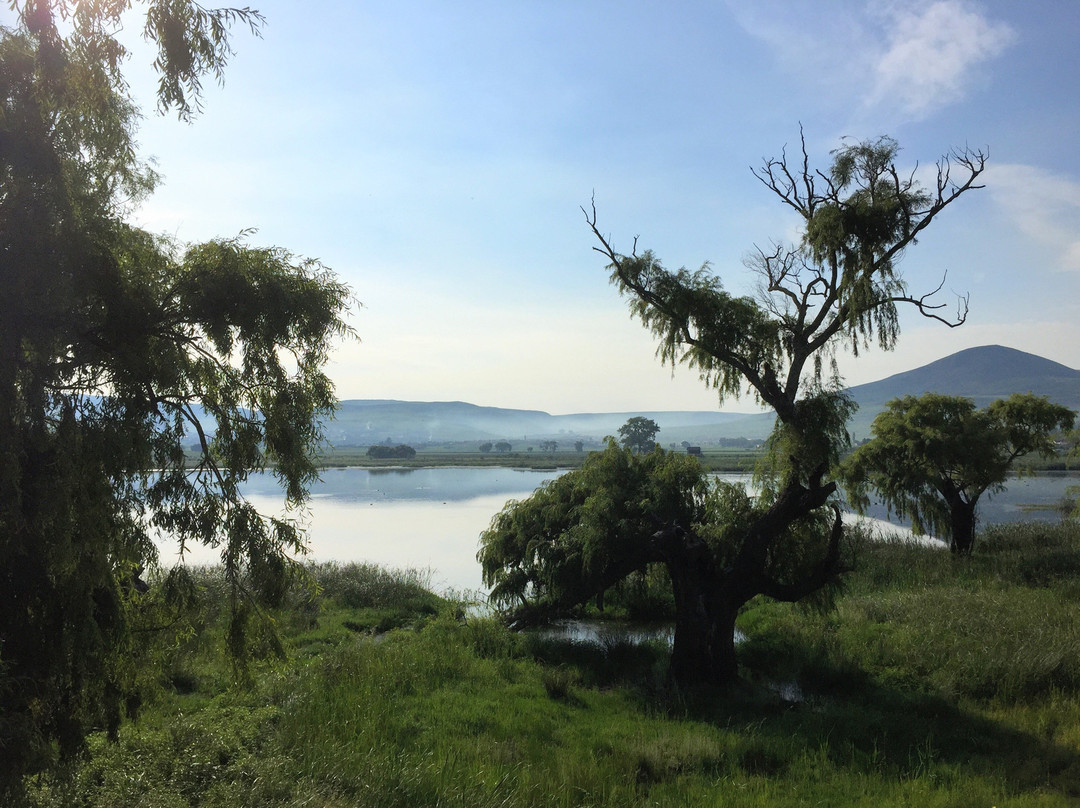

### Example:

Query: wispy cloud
xmin=727 ymin=0 xmax=1014 ymax=121
xmin=866 ymin=0 xmax=1016 ymax=118
xmin=987 ymin=164 xmax=1080 ymax=272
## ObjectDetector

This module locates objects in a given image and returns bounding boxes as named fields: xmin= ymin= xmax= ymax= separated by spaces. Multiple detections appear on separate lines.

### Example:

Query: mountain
xmin=324 ymin=346 xmax=1080 ymax=446
xmin=684 ymin=345 xmax=1080 ymax=442
xmin=843 ymin=345 xmax=1080 ymax=439
xmin=846 ymin=345 xmax=1080 ymax=408
xmin=325 ymin=399 xmax=754 ymax=446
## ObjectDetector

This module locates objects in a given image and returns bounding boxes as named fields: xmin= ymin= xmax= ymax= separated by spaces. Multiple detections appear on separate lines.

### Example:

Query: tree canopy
xmin=843 ymin=393 xmax=1075 ymax=554
xmin=483 ymin=131 xmax=986 ymax=687
xmin=617 ymin=416 xmax=660 ymax=454
xmin=0 ymin=1 xmax=352 ymax=791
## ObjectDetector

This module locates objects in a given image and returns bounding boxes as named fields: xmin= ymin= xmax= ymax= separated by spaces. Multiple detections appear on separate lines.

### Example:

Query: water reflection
xmin=160 ymin=468 xmax=562 ymax=594
xmin=245 ymin=466 xmax=561 ymax=504
xmin=156 ymin=467 xmax=1076 ymax=596
xmin=534 ymin=619 xmax=752 ymax=648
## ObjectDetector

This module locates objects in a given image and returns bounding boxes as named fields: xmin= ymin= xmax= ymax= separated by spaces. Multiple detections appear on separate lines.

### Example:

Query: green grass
xmin=23 ymin=522 xmax=1080 ymax=807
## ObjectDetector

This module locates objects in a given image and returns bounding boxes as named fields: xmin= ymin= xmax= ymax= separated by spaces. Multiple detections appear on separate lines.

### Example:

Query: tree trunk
xmin=669 ymin=590 xmax=741 ymax=687
xmin=664 ymin=549 xmax=743 ymax=687
xmin=658 ymin=476 xmax=842 ymax=688
xmin=948 ymin=496 xmax=978 ymax=555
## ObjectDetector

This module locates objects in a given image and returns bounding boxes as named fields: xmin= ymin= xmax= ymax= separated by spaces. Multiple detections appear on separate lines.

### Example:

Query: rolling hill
xmin=324 ymin=399 xmax=752 ymax=447
xmin=704 ymin=344 xmax=1080 ymax=442
xmin=324 ymin=345 xmax=1080 ymax=446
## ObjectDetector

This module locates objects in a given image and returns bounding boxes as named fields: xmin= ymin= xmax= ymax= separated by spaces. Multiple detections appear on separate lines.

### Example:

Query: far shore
xmin=312 ymin=446 xmax=1079 ymax=475
xmin=314 ymin=447 xmax=762 ymax=473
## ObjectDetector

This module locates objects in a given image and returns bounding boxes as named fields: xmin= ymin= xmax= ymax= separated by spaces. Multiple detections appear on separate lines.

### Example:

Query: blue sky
xmin=88 ymin=1 xmax=1080 ymax=412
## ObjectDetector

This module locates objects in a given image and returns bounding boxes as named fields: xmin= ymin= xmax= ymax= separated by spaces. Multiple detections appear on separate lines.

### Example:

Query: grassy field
xmin=23 ymin=521 xmax=1080 ymax=807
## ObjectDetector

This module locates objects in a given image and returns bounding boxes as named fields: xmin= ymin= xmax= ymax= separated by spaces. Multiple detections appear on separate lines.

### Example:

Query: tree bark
xmin=948 ymin=496 xmax=978 ymax=555
xmin=658 ymin=481 xmax=843 ymax=689
xmin=665 ymin=554 xmax=742 ymax=687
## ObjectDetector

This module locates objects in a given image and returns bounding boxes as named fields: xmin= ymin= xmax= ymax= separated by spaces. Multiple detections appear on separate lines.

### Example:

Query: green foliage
xmin=0 ymin=2 xmax=352 ymax=792
xmin=479 ymin=442 xmax=711 ymax=621
xmin=616 ymin=415 xmax=660 ymax=454
xmin=608 ymin=251 xmax=784 ymax=408
xmin=588 ymin=132 xmax=985 ymax=439
xmin=580 ymin=133 xmax=985 ymax=683
xmin=481 ymin=445 xmax=708 ymax=622
xmin=23 ymin=536 xmax=1080 ymax=807
xmin=843 ymin=393 xmax=1075 ymax=552
xmin=10 ymin=0 xmax=266 ymax=123
xmin=757 ymin=389 xmax=857 ymax=493
xmin=743 ymin=521 xmax=1080 ymax=703
xmin=478 ymin=443 xmax=846 ymax=639
xmin=366 ymin=444 xmax=418 ymax=459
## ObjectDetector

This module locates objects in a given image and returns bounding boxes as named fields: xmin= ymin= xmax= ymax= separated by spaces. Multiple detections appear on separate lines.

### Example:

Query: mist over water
xmin=157 ymin=468 xmax=1076 ymax=595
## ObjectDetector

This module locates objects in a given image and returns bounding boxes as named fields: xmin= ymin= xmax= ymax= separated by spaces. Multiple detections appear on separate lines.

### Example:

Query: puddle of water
xmin=535 ymin=619 xmax=750 ymax=648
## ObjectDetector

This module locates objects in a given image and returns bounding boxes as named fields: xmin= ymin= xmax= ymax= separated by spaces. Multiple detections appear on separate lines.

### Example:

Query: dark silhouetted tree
xmin=482 ymin=131 xmax=986 ymax=687
xmin=366 ymin=445 xmax=417 ymax=459
xmin=618 ymin=416 xmax=660 ymax=454
xmin=0 ymin=1 xmax=352 ymax=792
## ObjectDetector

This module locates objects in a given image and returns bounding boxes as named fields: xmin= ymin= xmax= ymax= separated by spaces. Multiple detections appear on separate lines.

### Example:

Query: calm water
xmin=159 ymin=467 xmax=1078 ymax=595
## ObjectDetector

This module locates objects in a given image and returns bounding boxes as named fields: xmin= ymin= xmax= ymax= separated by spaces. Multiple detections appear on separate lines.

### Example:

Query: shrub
xmin=366 ymin=444 xmax=417 ymax=459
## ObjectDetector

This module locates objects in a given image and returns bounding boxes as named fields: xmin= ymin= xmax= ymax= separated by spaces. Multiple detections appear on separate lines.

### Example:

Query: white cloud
xmin=867 ymin=0 xmax=1016 ymax=118
xmin=987 ymin=163 xmax=1080 ymax=272
xmin=726 ymin=0 xmax=1014 ymax=122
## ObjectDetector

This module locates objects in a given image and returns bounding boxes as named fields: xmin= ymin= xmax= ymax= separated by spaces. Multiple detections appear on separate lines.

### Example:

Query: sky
xmin=47 ymin=1 xmax=1080 ymax=413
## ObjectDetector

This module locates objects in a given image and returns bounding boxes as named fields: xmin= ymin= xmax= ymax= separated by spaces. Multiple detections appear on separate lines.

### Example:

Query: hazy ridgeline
xmin=24 ymin=521 xmax=1080 ymax=807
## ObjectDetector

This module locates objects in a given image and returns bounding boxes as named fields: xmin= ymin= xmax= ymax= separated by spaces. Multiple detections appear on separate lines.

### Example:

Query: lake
xmin=158 ymin=467 xmax=1078 ymax=595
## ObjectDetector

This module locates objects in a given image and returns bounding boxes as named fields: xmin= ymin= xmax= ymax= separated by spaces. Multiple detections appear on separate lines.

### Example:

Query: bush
xmin=366 ymin=444 xmax=417 ymax=459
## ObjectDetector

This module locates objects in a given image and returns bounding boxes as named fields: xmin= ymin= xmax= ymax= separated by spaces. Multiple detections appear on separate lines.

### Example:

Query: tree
xmin=618 ymin=416 xmax=660 ymax=454
xmin=479 ymin=442 xmax=494 ymax=453
xmin=495 ymin=440 xmax=512 ymax=453
xmin=366 ymin=445 xmax=417 ymax=459
xmin=483 ymin=442 xmax=714 ymax=617
xmin=0 ymin=2 xmax=352 ymax=791
xmin=540 ymin=439 xmax=558 ymax=454
xmin=483 ymin=131 xmax=986 ymax=687
xmin=574 ymin=440 xmax=584 ymax=452
xmin=842 ymin=393 xmax=1075 ymax=555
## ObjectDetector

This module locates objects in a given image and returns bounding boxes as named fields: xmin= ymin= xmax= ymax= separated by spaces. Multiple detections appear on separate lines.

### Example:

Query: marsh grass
xmin=24 ymin=522 xmax=1080 ymax=807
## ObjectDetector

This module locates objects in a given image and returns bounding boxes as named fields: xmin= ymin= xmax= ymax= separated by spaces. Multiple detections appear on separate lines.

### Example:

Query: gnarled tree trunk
xmin=948 ymin=495 xmax=978 ymax=555
xmin=664 ymin=546 xmax=743 ymax=687
xmin=659 ymin=477 xmax=844 ymax=688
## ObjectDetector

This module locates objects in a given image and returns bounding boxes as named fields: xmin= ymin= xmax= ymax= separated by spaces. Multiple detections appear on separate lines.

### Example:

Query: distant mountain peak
xmin=847 ymin=344 xmax=1080 ymax=411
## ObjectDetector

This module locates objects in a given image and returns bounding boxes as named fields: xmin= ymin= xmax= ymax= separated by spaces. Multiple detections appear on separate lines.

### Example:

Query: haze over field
xmin=74 ymin=1 xmax=1080 ymax=413
xmin=327 ymin=345 xmax=1080 ymax=446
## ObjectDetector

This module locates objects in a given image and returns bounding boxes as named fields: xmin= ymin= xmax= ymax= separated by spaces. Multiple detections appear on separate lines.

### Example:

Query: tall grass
xmin=23 ymin=521 xmax=1080 ymax=807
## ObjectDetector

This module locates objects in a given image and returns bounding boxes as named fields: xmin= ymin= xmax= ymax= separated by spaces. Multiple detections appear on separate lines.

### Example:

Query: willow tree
xmin=0 ymin=2 xmax=352 ymax=791
xmin=481 ymin=132 xmax=986 ymax=687
xmin=843 ymin=393 xmax=1075 ymax=555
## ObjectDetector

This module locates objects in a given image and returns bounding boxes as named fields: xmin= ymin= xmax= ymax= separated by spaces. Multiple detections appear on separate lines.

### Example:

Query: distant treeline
xmin=366 ymin=444 xmax=417 ymax=459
